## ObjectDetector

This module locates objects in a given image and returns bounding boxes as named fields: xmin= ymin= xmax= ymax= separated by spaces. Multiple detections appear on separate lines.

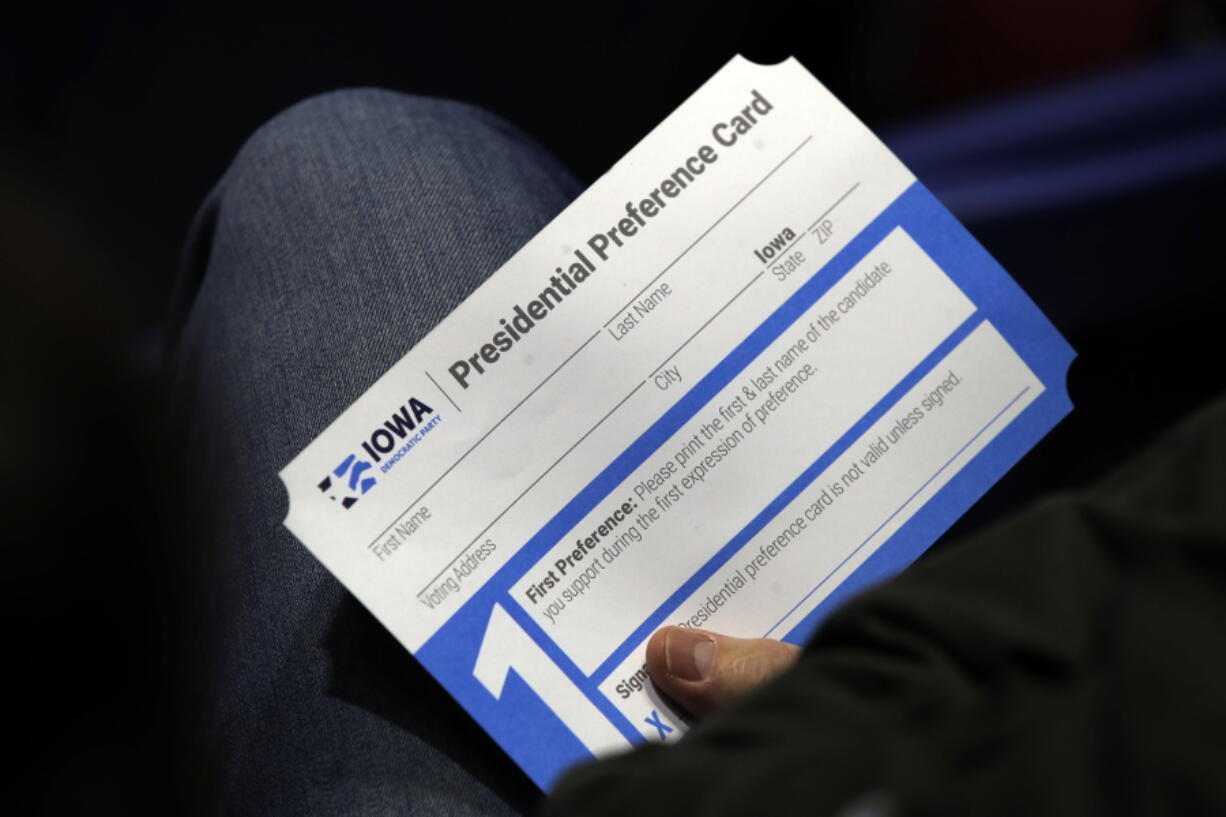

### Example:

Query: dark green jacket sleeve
xmin=540 ymin=396 xmax=1226 ymax=817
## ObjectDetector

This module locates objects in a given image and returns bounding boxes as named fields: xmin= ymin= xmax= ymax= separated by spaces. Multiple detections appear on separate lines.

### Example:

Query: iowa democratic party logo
xmin=318 ymin=454 xmax=376 ymax=509
xmin=319 ymin=396 xmax=437 ymax=509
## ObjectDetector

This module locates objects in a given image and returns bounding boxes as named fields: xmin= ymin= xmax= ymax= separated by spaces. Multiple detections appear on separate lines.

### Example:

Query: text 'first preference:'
xmin=280 ymin=56 xmax=1074 ymax=789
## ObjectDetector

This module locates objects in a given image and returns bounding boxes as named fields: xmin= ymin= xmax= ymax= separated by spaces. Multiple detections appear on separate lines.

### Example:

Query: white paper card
xmin=281 ymin=56 xmax=1074 ymax=788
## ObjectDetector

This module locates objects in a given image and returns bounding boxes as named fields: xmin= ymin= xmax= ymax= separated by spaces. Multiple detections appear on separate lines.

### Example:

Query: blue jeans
xmin=170 ymin=89 xmax=581 ymax=816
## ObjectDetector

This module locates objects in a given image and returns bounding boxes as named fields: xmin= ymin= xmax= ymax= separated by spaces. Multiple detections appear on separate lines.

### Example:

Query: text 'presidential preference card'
xmin=281 ymin=56 xmax=1074 ymax=788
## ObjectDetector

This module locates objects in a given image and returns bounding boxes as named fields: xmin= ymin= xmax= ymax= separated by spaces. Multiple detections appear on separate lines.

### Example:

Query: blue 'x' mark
xmin=644 ymin=709 xmax=673 ymax=740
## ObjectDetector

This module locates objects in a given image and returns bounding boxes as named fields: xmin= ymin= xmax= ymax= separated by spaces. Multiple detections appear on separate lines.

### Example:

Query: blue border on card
xmin=415 ymin=181 xmax=1075 ymax=789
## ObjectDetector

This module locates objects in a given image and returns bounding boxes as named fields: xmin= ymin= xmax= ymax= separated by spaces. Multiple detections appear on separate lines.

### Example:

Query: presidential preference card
xmin=280 ymin=56 xmax=1074 ymax=788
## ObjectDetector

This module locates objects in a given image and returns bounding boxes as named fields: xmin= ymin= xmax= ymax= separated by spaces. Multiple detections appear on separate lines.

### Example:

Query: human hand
xmin=645 ymin=626 xmax=801 ymax=717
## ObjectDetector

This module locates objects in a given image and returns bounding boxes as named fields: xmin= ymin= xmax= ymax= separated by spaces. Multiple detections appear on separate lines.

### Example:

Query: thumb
xmin=646 ymin=626 xmax=801 ymax=717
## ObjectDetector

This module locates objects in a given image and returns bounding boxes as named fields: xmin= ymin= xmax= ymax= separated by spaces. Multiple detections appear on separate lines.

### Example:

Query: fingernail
xmin=664 ymin=628 xmax=715 ymax=682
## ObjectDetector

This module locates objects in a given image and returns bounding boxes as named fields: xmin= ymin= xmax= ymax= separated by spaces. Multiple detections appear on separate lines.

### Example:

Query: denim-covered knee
xmin=171 ymin=88 xmax=580 ymax=428
xmin=208 ymin=88 xmax=579 ymax=299
xmin=220 ymin=89 xmax=578 ymax=248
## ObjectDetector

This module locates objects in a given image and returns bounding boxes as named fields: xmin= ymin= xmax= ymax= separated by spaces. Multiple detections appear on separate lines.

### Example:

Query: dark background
xmin=4 ymin=1 xmax=1224 ymax=814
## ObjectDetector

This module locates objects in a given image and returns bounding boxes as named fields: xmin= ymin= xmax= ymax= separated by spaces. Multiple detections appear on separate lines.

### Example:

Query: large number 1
xmin=473 ymin=603 xmax=631 ymax=757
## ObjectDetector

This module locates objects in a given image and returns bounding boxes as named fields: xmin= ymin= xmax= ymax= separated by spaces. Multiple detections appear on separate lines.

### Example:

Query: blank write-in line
xmin=807 ymin=182 xmax=860 ymax=233
xmin=650 ymin=270 xmax=767 ymax=377
xmin=414 ymin=379 xmax=649 ymax=597
xmin=367 ymin=330 xmax=601 ymax=550
xmin=762 ymin=384 xmax=1031 ymax=638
